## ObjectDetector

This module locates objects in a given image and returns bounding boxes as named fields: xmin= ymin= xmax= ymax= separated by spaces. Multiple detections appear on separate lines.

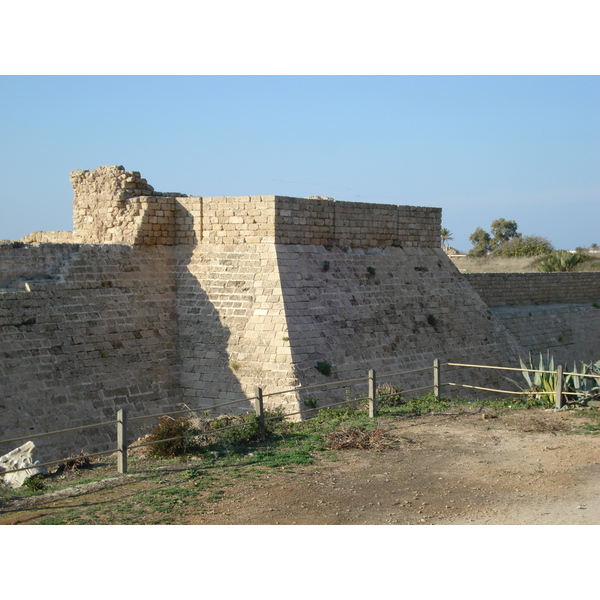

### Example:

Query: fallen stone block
xmin=0 ymin=441 xmax=48 ymax=488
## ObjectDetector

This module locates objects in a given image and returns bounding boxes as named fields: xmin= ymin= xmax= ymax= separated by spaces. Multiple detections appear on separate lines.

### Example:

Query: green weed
xmin=316 ymin=361 xmax=332 ymax=376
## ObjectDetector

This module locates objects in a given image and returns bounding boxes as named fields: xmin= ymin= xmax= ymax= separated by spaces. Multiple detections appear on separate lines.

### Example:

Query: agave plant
xmin=564 ymin=360 xmax=600 ymax=403
xmin=508 ymin=353 xmax=600 ymax=407
xmin=537 ymin=251 xmax=589 ymax=272
xmin=507 ymin=352 xmax=558 ymax=407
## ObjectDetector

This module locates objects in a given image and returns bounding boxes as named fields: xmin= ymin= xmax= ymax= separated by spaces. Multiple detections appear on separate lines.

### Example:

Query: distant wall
xmin=465 ymin=273 xmax=600 ymax=363
xmin=20 ymin=232 xmax=74 ymax=244
xmin=464 ymin=273 xmax=600 ymax=307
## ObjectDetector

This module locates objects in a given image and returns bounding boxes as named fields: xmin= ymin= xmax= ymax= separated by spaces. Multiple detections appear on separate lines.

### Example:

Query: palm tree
xmin=440 ymin=227 xmax=454 ymax=248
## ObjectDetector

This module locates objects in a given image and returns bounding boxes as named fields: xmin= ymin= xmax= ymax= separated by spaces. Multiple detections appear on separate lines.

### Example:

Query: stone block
xmin=0 ymin=441 xmax=48 ymax=488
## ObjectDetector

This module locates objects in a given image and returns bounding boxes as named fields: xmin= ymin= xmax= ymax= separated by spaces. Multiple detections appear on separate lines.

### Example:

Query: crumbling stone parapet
xmin=69 ymin=165 xmax=441 ymax=249
xmin=71 ymin=165 xmax=191 ymax=246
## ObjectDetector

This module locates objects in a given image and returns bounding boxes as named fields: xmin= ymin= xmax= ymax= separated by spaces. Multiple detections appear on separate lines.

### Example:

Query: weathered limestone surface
xmin=0 ymin=243 xmax=181 ymax=460
xmin=465 ymin=273 xmax=600 ymax=363
xmin=465 ymin=273 xmax=600 ymax=307
xmin=0 ymin=441 xmax=47 ymax=488
xmin=1 ymin=165 xmax=598 ymax=461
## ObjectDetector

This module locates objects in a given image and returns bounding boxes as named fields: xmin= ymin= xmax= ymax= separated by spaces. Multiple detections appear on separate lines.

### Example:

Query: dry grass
xmin=449 ymin=256 xmax=540 ymax=273
xmin=56 ymin=452 xmax=92 ymax=473
xmin=449 ymin=254 xmax=600 ymax=273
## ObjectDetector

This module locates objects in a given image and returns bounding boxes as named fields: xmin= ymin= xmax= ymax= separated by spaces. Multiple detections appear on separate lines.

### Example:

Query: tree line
xmin=440 ymin=218 xmax=599 ymax=271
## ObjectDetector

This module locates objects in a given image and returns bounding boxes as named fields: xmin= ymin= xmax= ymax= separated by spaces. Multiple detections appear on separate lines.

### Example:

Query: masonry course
xmin=1 ymin=165 xmax=598 ymax=460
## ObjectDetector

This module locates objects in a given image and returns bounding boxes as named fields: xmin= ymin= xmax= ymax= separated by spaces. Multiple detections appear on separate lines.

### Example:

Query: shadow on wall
xmin=174 ymin=201 xmax=250 ymax=415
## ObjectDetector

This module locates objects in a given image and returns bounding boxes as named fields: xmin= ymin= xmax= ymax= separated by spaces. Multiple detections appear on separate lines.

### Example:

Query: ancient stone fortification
xmin=1 ymin=166 xmax=598 ymax=460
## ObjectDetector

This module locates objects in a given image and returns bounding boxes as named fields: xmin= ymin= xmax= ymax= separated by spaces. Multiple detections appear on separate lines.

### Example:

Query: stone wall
xmin=273 ymin=197 xmax=440 ymax=247
xmin=274 ymin=244 xmax=524 ymax=407
xmin=490 ymin=305 xmax=600 ymax=365
xmin=20 ymin=231 xmax=74 ymax=244
xmin=465 ymin=273 xmax=600 ymax=364
xmin=0 ymin=243 xmax=181 ymax=461
xmin=464 ymin=273 xmax=600 ymax=307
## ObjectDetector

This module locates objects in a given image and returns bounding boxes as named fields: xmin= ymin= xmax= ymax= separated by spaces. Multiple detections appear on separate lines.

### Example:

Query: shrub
xmin=535 ymin=251 xmax=591 ymax=272
xmin=376 ymin=383 xmax=404 ymax=407
xmin=57 ymin=452 xmax=92 ymax=473
xmin=492 ymin=235 xmax=554 ymax=258
xmin=24 ymin=474 xmax=46 ymax=492
xmin=146 ymin=415 xmax=194 ymax=458
xmin=206 ymin=409 xmax=285 ymax=449
xmin=564 ymin=360 xmax=600 ymax=403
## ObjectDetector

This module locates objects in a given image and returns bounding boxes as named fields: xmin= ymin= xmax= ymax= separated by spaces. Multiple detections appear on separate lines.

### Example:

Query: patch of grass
xmin=253 ymin=444 xmax=316 ymax=468
xmin=574 ymin=412 xmax=600 ymax=435
xmin=388 ymin=392 xmax=452 ymax=416
xmin=23 ymin=474 xmax=46 ymax=492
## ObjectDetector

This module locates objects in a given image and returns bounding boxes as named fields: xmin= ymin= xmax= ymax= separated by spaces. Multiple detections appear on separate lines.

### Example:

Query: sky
xmin=1 ymin=74 xmax=598 ymax=252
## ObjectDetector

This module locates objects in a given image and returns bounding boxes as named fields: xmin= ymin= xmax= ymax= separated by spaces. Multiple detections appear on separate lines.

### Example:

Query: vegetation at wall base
xmin=506 ymin=352 xmax=559 ymax=408
xmin=507 ymin=352 xmax=600 ymax=408
xmin=146 ymin=415 xmax=195 ymax=458
xmin=23 ymin=474 xmax=46 ymax=492
xmin=4 ymin=391 xmax=600 ymax=524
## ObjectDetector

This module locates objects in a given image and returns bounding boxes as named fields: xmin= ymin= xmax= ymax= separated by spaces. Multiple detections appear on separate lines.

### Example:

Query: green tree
xmin=468 ymin=227 xmax=492 ymax=256
xmin=490 ymin=218 xmax=519 ymax=248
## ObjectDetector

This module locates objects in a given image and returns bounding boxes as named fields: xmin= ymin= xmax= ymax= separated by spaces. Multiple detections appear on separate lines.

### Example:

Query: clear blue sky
xmin=1 ymin=75 xmax=598 ymax=251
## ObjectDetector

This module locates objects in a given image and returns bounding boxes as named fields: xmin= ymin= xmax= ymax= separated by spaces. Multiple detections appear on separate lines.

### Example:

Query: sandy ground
xmin=189 ymin=408 xmax=600 ymax=525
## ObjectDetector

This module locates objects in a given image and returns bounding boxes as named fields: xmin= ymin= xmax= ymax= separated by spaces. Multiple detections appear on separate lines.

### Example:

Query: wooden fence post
xmin=117 ymin=408 xmax=128 ymax=474
xmin=555 ymin=364 xmax=564 ymax=409
xmin=255 ymin=387 xmax=266 ymax=441
xmin=369 ymin=369 xmax=377 ymax=418
xmin=433 ymin=359 xmax=440 ymax=397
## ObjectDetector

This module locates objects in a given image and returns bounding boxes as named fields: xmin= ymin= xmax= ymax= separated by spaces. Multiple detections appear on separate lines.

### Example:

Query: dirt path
xmin=189 ymin=409 xmax=600 ymax=525
xmin=2 ymin=408 xmax=598 ymax=525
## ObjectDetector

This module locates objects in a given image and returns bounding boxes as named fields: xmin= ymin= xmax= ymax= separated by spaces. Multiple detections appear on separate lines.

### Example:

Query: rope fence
xmin=1 ymin=358 xmax=597 ymax=479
